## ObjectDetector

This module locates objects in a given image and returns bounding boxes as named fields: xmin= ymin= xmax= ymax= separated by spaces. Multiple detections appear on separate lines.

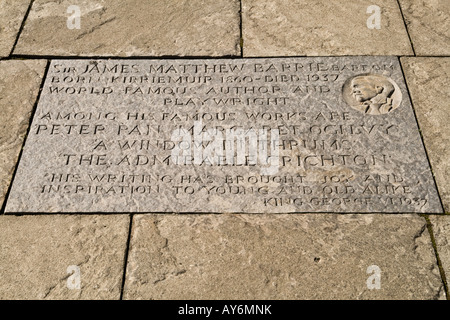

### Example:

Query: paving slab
xmin=398 ymin=0 xmax=450 ymax=56
xmin=242 ymin=0 xmax=413 ymax=57
xmin=401 ymin=57 xmax=450 ymax=213
xmin=4 ymin=57 xmax=442 ymax=213
xmin=13 ymin=0 xmax=240 ymax=57
xmin=0 ymin=214 xmax=129 ymax=299
xmin=123 ymin=214 xmax=444 ymax=300
xmin=429 ymin=215 xmax=450 ymax=288
xmin=0 ymin=59 xmax=46 ymax=209
xmin=0 ymin=0 xmax=31 ymax=57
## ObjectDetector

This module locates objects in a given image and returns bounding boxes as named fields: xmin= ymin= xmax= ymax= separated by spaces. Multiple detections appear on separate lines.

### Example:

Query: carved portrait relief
xmin=342 ymin=74 xmax=402 ymax=115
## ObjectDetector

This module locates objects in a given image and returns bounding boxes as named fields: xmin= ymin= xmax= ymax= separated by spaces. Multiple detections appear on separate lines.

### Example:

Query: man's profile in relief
xmin=350 ymin=75 xmax=396 ymax=115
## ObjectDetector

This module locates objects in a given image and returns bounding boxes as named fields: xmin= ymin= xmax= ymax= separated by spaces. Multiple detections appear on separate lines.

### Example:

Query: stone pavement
xmin=0 ymin=0 xmax=449 ymax=300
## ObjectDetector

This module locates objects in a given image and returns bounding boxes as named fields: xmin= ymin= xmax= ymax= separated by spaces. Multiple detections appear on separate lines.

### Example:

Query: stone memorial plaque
xmin=5 ymin=57 xmax=443 ymax=213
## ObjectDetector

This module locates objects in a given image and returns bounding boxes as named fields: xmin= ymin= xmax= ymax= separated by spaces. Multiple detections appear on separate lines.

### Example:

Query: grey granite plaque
xmin=5 ymin=57 xmax=443 ymax=213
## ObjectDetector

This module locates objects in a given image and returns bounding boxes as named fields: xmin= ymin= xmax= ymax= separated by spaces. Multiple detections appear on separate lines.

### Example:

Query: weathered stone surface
xmin=242 ymin=0 xmax=413 ymax=56
xmin=5 ymin=57 xmax=442 ymax=213
xmin=401 ymin=57 xmax=450 ymax=213
xmin=429 ymin=215 xmax=450 ymax=287
xmin=0 ymin=0 xmax=31 ymax=57
xmin=0 ymin=59 xmax=46 ymax=209
xmin=398 ymin=0 xmax=450 ymax=56
xmin=0 ymin=215 xmax=129 ymax=299
xmin=123 ymin=214 xmax=444 ymax=299
xmin=13 ymin=0 xmax=240 ymax=57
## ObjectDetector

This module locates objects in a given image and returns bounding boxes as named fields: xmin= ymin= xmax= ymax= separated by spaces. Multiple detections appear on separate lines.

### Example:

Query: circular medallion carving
xmin=342 ymin=74 xmax=402 ymax=115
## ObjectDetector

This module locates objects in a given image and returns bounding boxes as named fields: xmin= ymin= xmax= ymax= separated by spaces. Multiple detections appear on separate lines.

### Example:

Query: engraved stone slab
xmin=5 ymin=57 xmax=443 ymax=213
